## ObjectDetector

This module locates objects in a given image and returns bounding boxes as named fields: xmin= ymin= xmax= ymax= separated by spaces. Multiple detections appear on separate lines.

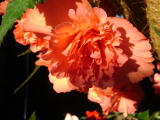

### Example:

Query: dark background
xmin=0 ymin=13 xmax=101 ymax=120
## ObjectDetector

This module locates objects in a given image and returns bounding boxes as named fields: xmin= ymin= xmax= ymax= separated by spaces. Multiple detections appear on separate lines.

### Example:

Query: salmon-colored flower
xmin=0 ymin=0 xmax=11 ymax=15
xmin=34 ymin=0 xmax=154 ymax=89
xmin=88 ymin=83 xmax=144 ymax=117
xmin=16 ymin=0 xmax=154 ymax=91
xmin=13 ymin=8 xmax=51 ymax=52
xmin=86 ymin=110 xmax=106 ymax=120
xmin=64 ymin=113 xmax=79 ymax=120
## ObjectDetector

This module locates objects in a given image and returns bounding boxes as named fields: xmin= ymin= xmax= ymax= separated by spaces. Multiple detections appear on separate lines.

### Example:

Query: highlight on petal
xmin=151 ymin=73 xmax=160 ymax=83
xmin=49 ymin=73 xmax=77 ymax=93
xmin=92 ymin=7 xmax=107 ymax=23
xmin=64 ymin=113 xmax=79 ymax=120
xmin=88 ymin=83 xmax=144 ymax=117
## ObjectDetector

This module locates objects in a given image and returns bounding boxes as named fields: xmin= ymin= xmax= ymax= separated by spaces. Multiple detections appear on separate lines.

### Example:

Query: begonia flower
xmin=88 ymin=83 xmax=144 ymax=117
xmin=86 ymin=110 xmax=106 ymax=120
xmin=13 ymin=8 xmax=51 ymax=53
xmin=64 ymin=113 xmax=79 ymax=120
xmin=14 ymin=0 xmax=154 ymax=91
xmin=0 ymin=0 xmax=11 ymax=15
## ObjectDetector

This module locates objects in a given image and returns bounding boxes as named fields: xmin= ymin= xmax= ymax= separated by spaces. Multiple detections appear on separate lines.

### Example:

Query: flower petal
xmin=23 ymin=0 xmax=80 ymax=34
xmin=49 ymin=73 xmax=77 ymax=93
xmin=106 ymin=17 xmax=154 ymax=83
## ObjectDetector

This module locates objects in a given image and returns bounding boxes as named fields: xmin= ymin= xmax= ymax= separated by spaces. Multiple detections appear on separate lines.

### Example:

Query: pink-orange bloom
xmin=64 ymin=113 xmax=79 ymax=120
xmin=88 ymin=83 xmax=144 ymax=117
xmin=0 ymin=0 xmax=11 ymax=15
xmin=150 ymin=63 xmax=160 ymax=95
xmin=13 ymin=8 xmax=51 ymax=53
xmin=86 ymin=110 xmax=106 ymax=120
xmin=17 ymin=0 xmax=154 ymax=91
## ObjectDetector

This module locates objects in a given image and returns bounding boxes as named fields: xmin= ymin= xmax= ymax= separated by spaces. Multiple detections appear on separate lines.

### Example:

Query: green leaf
xmin=153 ymin=26 xmax=160 ymax=37
xmin=107 ymin=114 xmax=116 ymax=119
xmin=107 ymin=112 xmax=120 ymax=119
xmin=149 ymin=22 xmax=160 ymax=37
xmin=150 ymin=110 xmax=160 ymax=120
xmin=80 ymin=116 xmax=87 ymax=120
xmin=14 ymin=65 xmax=41 ymax=94
xmin=0 ymin=0 xmax=46 ymax=44
xmin=29 ymin=111 xmax=37 ymax=120
xmin=136 ymin=110 xmax=149 ymax=120
xmin=17 ymin=48 xmax=31 ymax=57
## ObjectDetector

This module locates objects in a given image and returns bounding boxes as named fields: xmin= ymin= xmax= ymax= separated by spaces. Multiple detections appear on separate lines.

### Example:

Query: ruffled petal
xmin=22 ymin=6 xmax=52 ymax=35
xmin=13 ymin=9 xmax=51 ymax=52
xmin=49 ymin=74 xmax=77 ymax=93
xmin=106 ymin=17 xmax=154 ymax=83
